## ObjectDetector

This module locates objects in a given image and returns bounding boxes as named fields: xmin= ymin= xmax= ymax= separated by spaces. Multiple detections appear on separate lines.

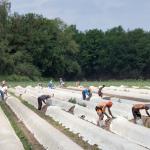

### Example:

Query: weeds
xmin=68 ymin=98 xmax=87 ymax=107
xmin=68 ymin=98 xmax=77 ymax=104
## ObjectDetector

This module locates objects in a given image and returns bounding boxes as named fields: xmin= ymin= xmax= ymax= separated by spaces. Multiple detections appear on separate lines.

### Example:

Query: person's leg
xmin=38 ymin=98 xmax=42 ymax=110
xmin=136 ymin=111 xmax=141 ymax=119
xmin=108 ymin=107 xmax=114 ymax=118
xmin=89 ymin=93 xmax=92 ymax=100
xmin=98 ymin=92 xmax=102 ymax=97
xmin=97 ymin=112 xmax=104 ymax=126
xmin=132 ymin=107 xmax=139 ymax=123
xmin=0 ymin=90 xmax=4 ymax=100
xmin=95 ymin=106 xmax=104 ymax=126
xmin=82 ymin=91 xmax=86 ymax=100
xmin=132 ymin=107 xmax=136 ymax=120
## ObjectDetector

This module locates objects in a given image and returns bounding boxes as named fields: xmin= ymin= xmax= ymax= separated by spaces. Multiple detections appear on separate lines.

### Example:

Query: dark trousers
xmin=38 ymin=98 xmax=42 ymax=110
xmin=88 ymin=93 xmax=92 ymax=100
xmin=132 ymin=107 xmax=141 ymax=119
xmin=82 ymin=91 xmax=86 ymax=100
xmin=98 ymin=91 xmax=103 ymax=97
xmin=0 ymin=90 xmax=4 ymax=100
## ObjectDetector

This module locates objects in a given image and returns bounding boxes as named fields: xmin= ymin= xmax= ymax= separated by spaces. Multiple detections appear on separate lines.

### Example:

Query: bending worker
xmin=95 ymin=100 xmax=114 ymax=126
xmin=37 ymin=95 xmax=52 ymax=110
xmin=82 ymin=87 xmax=92 ymax=100
xmin=132 ymin=103 xmax=150 ymax=123
xmin=98 ymin=85 xmax=105 ymax=97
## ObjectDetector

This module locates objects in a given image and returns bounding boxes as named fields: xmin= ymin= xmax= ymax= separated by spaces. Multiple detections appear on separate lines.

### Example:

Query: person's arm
xmin=146 ymin=110 xmax=150 ymax=117
xmin=104 ymin=112 xmax=111 ymax=119
xmin=108 ymin=107 xmax=115 ymax=118
xmin=43 ymin=99 xmax=46 ymax=104
xmin=103 ymin=105 xmax=111 ymax=118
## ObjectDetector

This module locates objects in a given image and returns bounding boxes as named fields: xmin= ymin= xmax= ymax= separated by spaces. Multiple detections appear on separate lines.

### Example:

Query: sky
xmin=10 ymin=0 xmax=150 ymax=31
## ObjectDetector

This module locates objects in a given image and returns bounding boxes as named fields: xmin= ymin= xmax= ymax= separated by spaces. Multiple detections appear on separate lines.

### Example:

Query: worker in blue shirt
xmin=82 ymin=87 xmax=92 ymax=100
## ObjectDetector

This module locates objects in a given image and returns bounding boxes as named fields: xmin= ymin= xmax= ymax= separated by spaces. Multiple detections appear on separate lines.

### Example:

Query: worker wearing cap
xmin=95 ymin=101 xmax=114 ymax=126
xmin=132 ymin=104 xmax=150 ymax=123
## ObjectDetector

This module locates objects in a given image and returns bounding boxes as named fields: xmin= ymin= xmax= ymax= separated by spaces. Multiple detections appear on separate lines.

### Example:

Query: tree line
xmin=1 ymin=0 xmax=150 ymax=80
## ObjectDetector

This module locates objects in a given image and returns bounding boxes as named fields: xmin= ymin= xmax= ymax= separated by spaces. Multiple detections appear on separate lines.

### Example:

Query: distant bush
xmin=15 ymin=63 xmax=41 ymax=81
xmin=0 ymin=74 xmax=31 ymax=81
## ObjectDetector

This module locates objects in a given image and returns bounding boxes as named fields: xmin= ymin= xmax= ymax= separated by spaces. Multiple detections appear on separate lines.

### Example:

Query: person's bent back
xmin=132 ymin=104 xmax=150 ymax=123
xmin=37 ymin=95 xmax=50 ymax=110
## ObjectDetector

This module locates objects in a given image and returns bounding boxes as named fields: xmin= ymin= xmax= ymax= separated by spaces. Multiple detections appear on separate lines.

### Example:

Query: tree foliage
xmin=0 ymin=0 xmax=150 ymax=80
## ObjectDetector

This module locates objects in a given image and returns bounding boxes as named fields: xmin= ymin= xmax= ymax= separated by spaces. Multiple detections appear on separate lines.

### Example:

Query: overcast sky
xmin=10 ymin=0 xmax=150 ymax=31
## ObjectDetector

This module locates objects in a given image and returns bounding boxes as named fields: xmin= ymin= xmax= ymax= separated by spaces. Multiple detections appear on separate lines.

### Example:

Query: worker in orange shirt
xmin=95 ymin=100 xmax=115 ymax=126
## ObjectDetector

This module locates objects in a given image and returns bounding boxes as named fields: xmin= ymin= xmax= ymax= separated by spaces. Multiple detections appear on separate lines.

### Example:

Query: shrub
xmin=78 ymin=103 xmax=86 ymax=107
xmin=15 ymin=63 xmax=41 ymax=80
xmin=0 ymin=74 xmax=31 ymax=81
xmin=68 ymin=98 xmax=76 ymax=104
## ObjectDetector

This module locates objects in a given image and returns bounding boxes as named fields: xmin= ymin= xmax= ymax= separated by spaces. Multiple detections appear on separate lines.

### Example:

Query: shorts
xmin=95 ymin=106 xmax=103 ymax=112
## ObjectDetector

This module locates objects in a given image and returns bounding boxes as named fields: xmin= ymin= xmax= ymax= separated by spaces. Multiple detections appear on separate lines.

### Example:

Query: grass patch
xmin=0 ymin=102 xmax=32 ymax=150
xmin=68 ymin=98 xmax=77 ymax=104
xmin=10 ymin=92 xmax=100 ymax=150
xmin=78 ymin=103 xmax=87 ymax=107
xmin=68 ymin=98 xmax=87 ymax=107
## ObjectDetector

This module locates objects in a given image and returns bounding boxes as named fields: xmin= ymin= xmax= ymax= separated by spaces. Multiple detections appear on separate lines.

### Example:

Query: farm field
xmin=1 ymin=83 xmax=150 ymax=150
xmin=8 ymin=79 xmax=150 ymax=88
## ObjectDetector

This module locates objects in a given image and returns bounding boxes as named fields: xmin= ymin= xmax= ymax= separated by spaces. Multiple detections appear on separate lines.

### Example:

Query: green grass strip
xmin=0 ymin=102 xmax=32 ymax=150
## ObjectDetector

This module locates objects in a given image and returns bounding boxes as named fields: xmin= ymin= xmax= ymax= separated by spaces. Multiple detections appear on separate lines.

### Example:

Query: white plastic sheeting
xmin=12 ymin=87 xmax=148 ymax=119
xmin=11 ymin=87 xmax=144 ymax=121
xmin=10 ymin=87 xmax=150 ymax=149
xmin=74 ymin=104 xmax=98 ymax=124
xmin=98 ymin=87 xmax=150 ymax=102
xmin=21 ymin=92 xmax=75 ymax=112
xmin=52 ymin=98 xmax=75 ymax=111
xmin=67 ymin=86 xmax=150 ymax=102
xmin=45 ymin=89 xmax=134 ymax=119
xmin=0 ymin=107 xmax=24 ymax=150
xmin=22 ymin=94 xmax=38 ymax=108
xmin=52 ymin=88 xmax=149 ymax=119
xmin=6 ymin=96 xmax=83 ymax=150
xmin=18 ymin=90 xmax=97 ymax=124
xmin=46 ymin=106 xmax=147 ymax=150
xmin=110 ymin=117 xmax=150 ymax=149
xmin=20 ymin=92 xmax=98 ymax=124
